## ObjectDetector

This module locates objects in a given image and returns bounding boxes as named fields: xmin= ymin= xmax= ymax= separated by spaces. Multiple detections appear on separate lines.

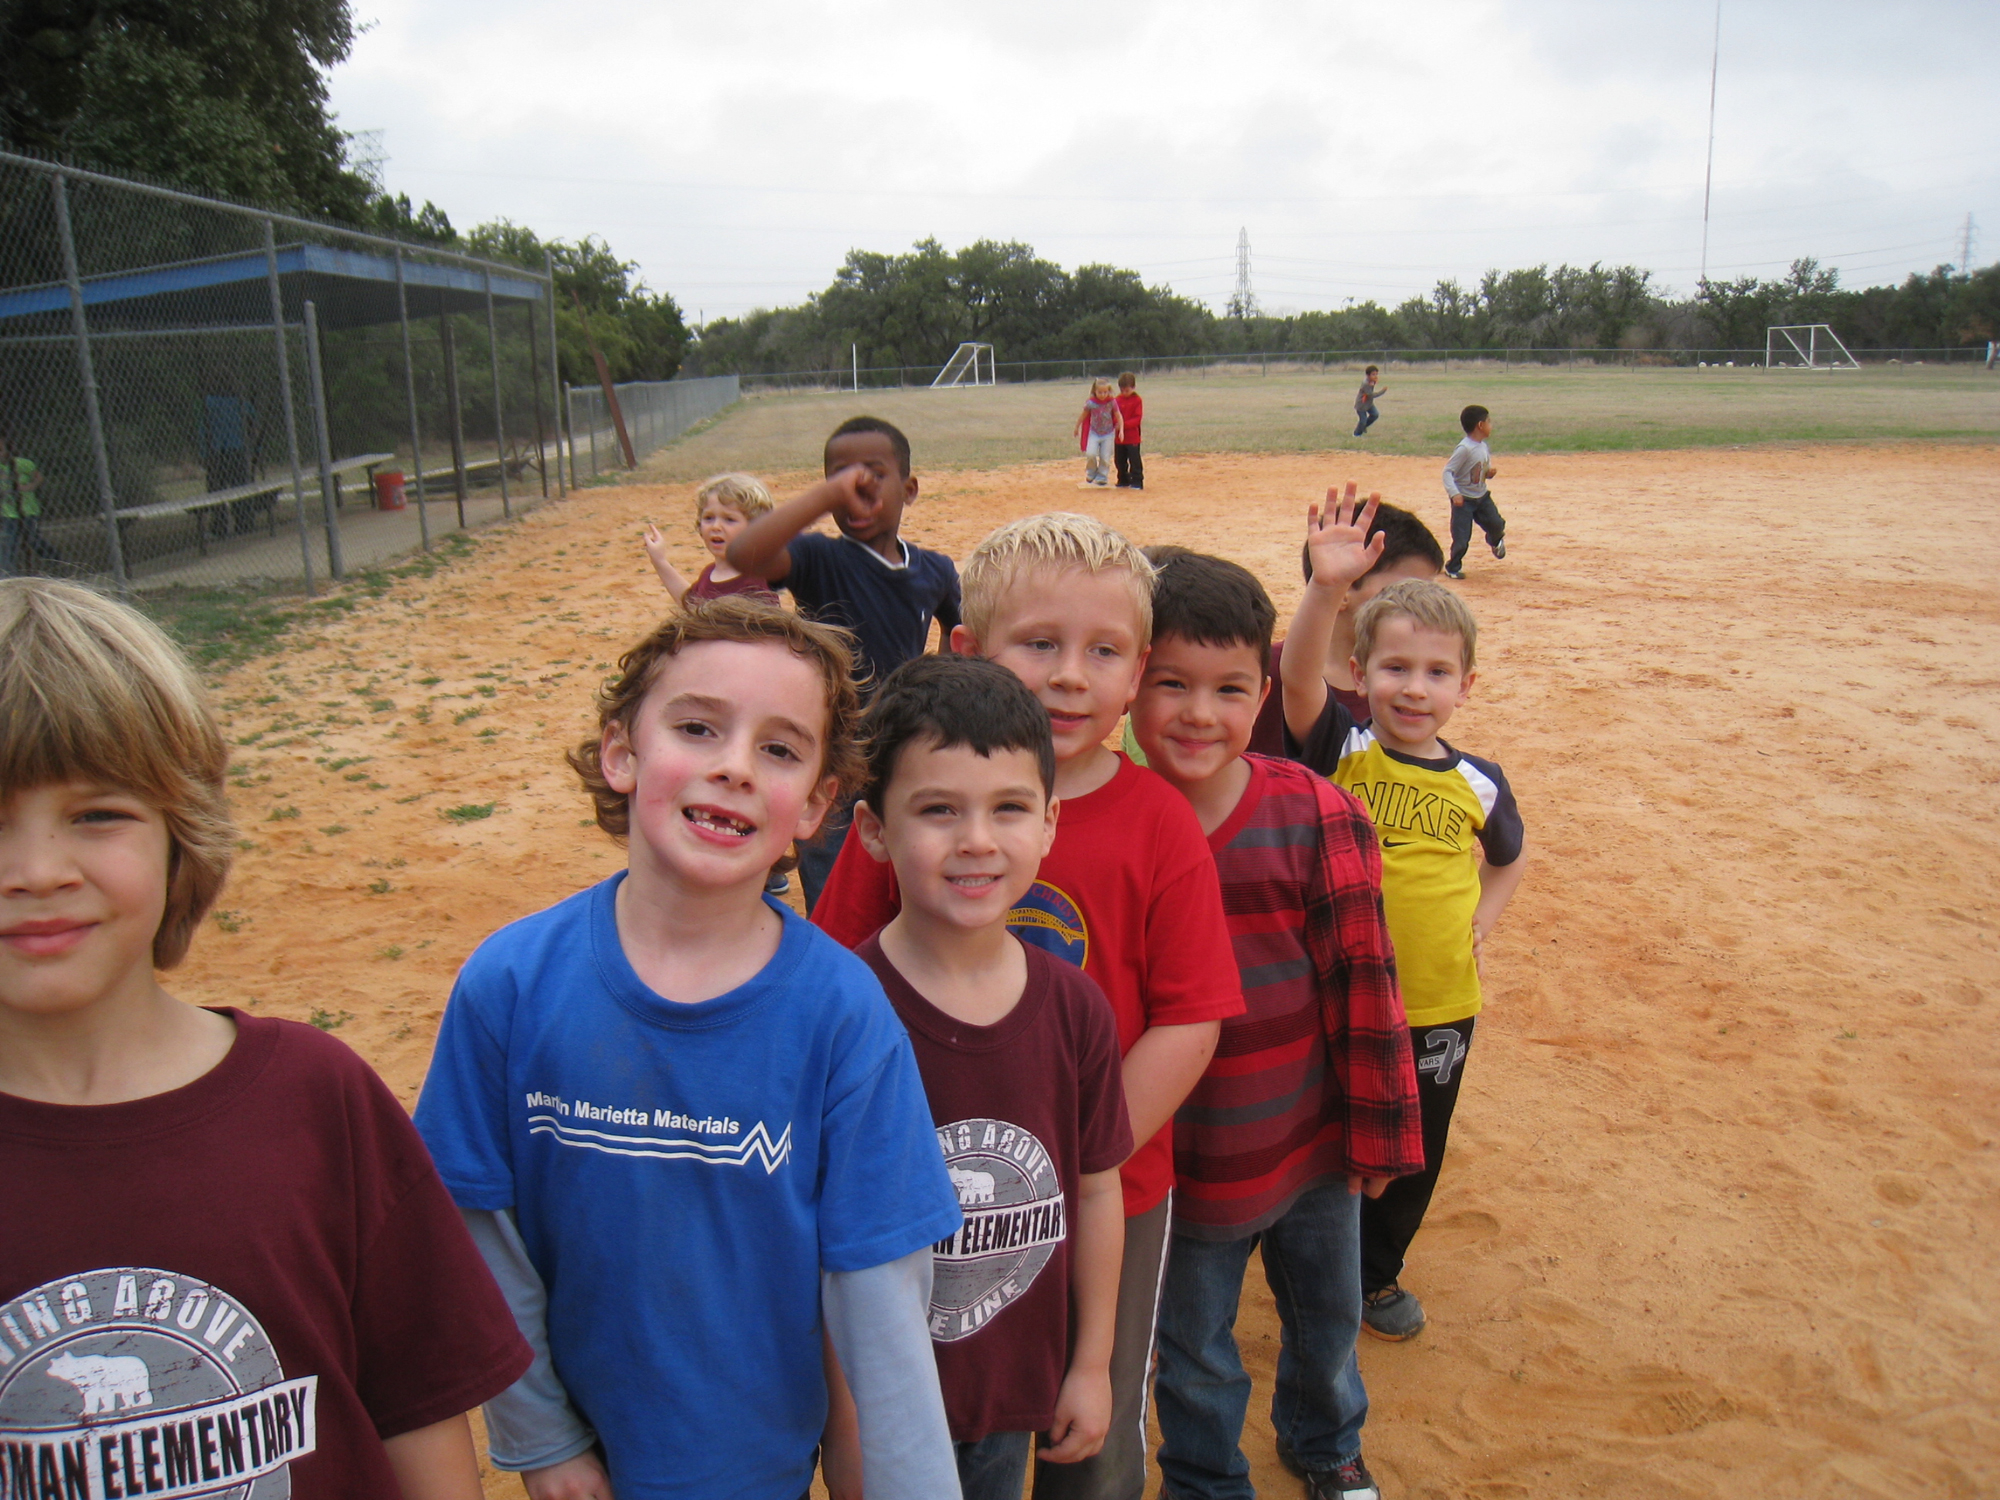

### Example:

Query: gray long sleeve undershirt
xmin=459 ymin=1208 xmax=956 ymax=1497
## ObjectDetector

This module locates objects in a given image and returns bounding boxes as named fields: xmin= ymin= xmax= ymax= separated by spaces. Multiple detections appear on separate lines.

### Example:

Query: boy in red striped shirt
xmin=1128 ymin=545 xmax=1423 ymax=1500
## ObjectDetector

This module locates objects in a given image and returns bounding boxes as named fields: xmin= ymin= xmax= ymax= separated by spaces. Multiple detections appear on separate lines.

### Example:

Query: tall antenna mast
xmin=1959 ymin=212 xmax=1977 ymax=274
xmin=1699 ymin=0 xmax=1722 ymax=290
xmin=1229 ymin=227 xmax=1259 ymax=319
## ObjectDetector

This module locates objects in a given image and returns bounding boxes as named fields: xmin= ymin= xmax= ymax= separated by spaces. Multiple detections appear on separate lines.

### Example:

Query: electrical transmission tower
xmin=1958 ymin=212 xmax=1978 ymax=275
xmin=1228 ymin=227 xmax=1259 ymax=319
xmin=350 ymin=129 xmax=388 ymax=192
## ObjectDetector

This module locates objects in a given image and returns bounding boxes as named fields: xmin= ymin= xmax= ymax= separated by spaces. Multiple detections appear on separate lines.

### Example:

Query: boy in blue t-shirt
xmin=415 ymin=597 xmax=964 ymax=1500
xmin=727 ymin=416 xmax=962 ymax=911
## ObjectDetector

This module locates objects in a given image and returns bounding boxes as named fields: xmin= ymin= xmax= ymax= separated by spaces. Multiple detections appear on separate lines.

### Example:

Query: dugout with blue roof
xmin=0 ymin=241 xmax=545 ymax=334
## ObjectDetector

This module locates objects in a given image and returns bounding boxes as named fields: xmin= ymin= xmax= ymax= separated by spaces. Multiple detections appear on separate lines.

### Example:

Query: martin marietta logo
xmin=0 ymin=1267 xmax=314 ymax=1498
xmin=929 ymin=1118 xmax=1065 ymax=1344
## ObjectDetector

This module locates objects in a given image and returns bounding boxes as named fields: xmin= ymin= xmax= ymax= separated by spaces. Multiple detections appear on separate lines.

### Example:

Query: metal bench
xmin=113 ymin=452 xmax=400 ymax=557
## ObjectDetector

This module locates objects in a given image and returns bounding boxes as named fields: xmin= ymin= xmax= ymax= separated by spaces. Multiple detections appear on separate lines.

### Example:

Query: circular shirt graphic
xmin=1007 ymin=880 xmax=1088 ymax=969
xmin=0 ymin=1267 xmax=313 ymax=1498
xmin=929 ymin=1119 xmax=1066 ymax=1344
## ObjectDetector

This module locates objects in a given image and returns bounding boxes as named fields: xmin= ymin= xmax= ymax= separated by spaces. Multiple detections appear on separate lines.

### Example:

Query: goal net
xmin=1765 ymin=325 xmax=1860 ymax=369
xmin=932 ymin=342 xmax=996 ymax=388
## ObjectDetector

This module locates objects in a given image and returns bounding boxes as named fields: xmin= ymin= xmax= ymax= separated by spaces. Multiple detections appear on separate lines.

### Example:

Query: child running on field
xmin=726 ymin=417 xmax=961 ymax=910
xmin=643 ymin=472 xmax=779 ymax=604
xmin=1352 ymin=366 xmax=1387 ymax=438
xmin=1129 ymin=547 xmax=1423 ymax=1500
xmin=416 ymin=597 xmax=965 ymax=1500
xmin=1281 ymin=492 xmax=1527 ymax=1344
xmin=828 ymin=653 xmax=1132 ymax=1500
xmin=1074 ymin=380 xmax=1124 ymax=488
xmin=0 ymin=579 xmax=531 ymax=1499
xmin=1113 ymin=373 xmax=1144 ymax=490
xmin=813 ymin=513 xmax=1245 ymax=1500
xmin=1441 ymin=404 xmax=1506 ymax=580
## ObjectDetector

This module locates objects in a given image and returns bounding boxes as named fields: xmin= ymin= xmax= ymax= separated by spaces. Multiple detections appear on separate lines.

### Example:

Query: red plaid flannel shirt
xmin=1172 ymin=755 xmax=1424 ymax=1236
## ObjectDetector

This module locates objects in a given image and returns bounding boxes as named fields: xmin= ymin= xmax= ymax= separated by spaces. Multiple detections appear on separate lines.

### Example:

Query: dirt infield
xmin=171 ymin=443 xmax=1999 ymax=1498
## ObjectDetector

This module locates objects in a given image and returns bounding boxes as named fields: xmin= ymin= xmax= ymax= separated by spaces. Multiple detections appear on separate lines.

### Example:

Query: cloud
xmin=329 ymin=0 xmax=2000 ymax=319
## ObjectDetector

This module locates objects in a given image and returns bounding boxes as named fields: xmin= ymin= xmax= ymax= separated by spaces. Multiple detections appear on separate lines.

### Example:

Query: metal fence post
xmin=545 ymin=251 xmax=565 ymax=498
xmin=484 ymin=270 xmax=510 ymax=518
xmin=48 ymin=172 xmax=127 ymax=592
xmin=262 ymin=220 xmax=315 ymax=595
xmin=526 ymin=301 xmax=550 ymax=498
xmin=439 ymin=311 xmax=467 ymax=526
xmin=301 ymin=299 xmax=344 ymax=579
xmin=395 ymin=249 xmax=431 ymax=551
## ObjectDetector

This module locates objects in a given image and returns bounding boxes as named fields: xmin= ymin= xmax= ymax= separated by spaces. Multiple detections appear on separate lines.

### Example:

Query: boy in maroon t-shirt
xmin=1129 ymin=547 xmax=1423 ymax=1500
xmin=831 ymin=653 xmax=1131 ymax=1500
xmin=0 ymin=580 xmax=529 ymax=1500
xmin=812 ymin=512 xmax=1244 ymax=1500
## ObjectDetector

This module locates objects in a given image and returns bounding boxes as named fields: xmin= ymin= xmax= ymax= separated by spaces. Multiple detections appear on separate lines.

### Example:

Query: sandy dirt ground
xmin=170 ymin=443 xmax=1999 ymax=1499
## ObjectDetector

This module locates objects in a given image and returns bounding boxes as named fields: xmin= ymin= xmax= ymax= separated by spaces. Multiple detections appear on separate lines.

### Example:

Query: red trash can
xmin=374 ymin=471 xmax=407 ymax=510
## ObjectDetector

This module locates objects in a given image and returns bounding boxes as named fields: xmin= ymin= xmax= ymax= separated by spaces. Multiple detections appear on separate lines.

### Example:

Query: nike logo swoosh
xmin=1382 ymin=839 xmax=1413 ymax=847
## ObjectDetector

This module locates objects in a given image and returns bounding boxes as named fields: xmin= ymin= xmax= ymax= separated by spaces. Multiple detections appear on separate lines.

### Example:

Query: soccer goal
xmin=932 ymin=342 xmax=996 ymax=387
xmin=1765 ymin=324 xmax=1860 ymax=370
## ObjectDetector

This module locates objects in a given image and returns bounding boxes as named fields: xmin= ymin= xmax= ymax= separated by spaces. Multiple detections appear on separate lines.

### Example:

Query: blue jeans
xmin=795 ymin=795 xmax=854 ymax=914
xmin=1154 ymin=1179 xmax=1368 ymax=1500
xmin=1353 ymin=404 xmax=1379 ymax=437
xmin=1 ymin=513 xmax=62 ymax=575
xmin=957 ymin=1430 xmax=1032 ymax=1500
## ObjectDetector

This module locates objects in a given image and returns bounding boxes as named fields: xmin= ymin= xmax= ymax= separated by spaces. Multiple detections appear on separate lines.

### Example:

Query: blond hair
xmin=567 ymin=596 xmax=866 ymax=871
xmin=0 ymin=579 xmax=233 ymax=968
xmin=959 ymin=512 xmax=1155 ymax=646
xmin=1352 ymin=578 xmax=1478 ymax=672
xmin=694 ymin=472 xmax=774 ymax=523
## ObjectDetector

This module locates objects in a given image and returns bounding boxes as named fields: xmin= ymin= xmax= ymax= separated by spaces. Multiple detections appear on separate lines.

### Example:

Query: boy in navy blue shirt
xmin=728 ymin=416 xmax=961 ymax=909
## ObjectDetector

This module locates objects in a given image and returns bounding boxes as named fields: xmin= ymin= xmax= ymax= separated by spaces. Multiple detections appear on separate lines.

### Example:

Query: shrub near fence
xmin=733 ymin=345 xmax=1993 ymax=393
xmin=0 ymin=148 xmax=567 ymax=599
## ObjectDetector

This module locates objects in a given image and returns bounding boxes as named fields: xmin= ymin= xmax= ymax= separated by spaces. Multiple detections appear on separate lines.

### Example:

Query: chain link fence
xmin=731 ymin=344 xmax=1992 ymax=393
xmin=563 ymin=376 xmax=741 ymax=484
xmin=0 ymin=148 xmax=566 ymax=604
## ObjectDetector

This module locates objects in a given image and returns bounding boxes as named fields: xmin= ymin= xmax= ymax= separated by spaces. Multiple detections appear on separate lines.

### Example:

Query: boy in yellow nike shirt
xmin=1280 ymin=486 xmax=1527 ymax=1343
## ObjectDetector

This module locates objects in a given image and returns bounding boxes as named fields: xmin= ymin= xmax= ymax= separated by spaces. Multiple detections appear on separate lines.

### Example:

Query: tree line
xmin=0 ymin=0 xmax=690 ymax=385
xmin=689 ymin=242 xmax=2000 ymax=376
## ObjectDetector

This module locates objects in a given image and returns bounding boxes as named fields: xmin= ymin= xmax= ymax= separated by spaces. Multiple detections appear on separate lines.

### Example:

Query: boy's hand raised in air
xmin=1303 ymin=482 xmax=1385 ymax=594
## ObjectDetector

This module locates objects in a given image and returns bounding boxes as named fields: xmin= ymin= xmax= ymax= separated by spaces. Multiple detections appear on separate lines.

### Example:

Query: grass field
xmin=645 ymin=364 xmax=1997 ymax=479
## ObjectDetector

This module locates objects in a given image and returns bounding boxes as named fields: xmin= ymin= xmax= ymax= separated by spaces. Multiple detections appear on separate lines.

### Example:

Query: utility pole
xmin=1699 ymin=0 xmax=1722 ymax=290
xmin=1229 ymin=227 xmax=1259 ymax=319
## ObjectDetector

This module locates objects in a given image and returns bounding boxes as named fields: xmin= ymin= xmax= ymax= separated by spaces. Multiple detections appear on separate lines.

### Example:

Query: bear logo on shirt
xmin=929 ymin=1118 xmax=1066 ymax=1343
xmin=0 ymin=1268 xmax=316 ymax=1498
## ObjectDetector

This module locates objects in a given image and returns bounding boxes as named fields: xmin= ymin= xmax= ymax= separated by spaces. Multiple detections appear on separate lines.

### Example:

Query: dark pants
xmin=1155 ymin=1179 xmax=1369 ymax=1499
xmin=1114 ymin=444 xmax=1144 ymax=489
xmin=1360 ymin=1017 xmax=1476 ymax=1293
xmin=957 ymin=1431 xmax=1033 ymax=1500
xmin=795 ymin=795 xmax=854 ymax=914
xmin=1033 ymin=1194 xmax=1172 ymax=1500
xmin=1447 ymin=493 xmax=1505 ymax=569
xmin=1353 ymin=404 xmax=1379 ymax=437
xmin=1 ymin=514 xmax=62 ymax=574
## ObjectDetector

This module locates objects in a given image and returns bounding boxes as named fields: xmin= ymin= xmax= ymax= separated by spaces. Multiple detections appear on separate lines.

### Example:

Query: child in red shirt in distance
xmin=1113 ymin=373 xmax=1144 ymax=491
xmin=643 ymin=471 xmax=780 ymax=605
xmin=812 ymin=513 xmax=1244 ymax=1500
xmin=1128 ymin=548 xmax=1422 ymax=1500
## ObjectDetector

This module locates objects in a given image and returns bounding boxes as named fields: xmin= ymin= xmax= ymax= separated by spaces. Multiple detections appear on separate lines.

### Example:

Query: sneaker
xmin=1443 ymin=564 xmax=1465 ymax=581
xmin=1491 ymin=538 xmax=1507 ymax=559
xmin=1362 ymin=1282 xmax=1426 ymax=1341
xmin=1297 ymin=1454 xmax=1382 ymax=1500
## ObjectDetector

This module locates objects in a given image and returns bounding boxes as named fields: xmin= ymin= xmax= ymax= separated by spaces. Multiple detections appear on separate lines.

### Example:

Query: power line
xmin=1700 ymin=0 xmax=1722 ymax=288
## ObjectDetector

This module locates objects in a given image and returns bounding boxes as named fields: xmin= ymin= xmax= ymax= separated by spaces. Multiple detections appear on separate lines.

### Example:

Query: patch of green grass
xmin=309 ymin=1007 xmax=353 ymax=1029
xmin=369 ymin=699 xmax=395 ymax=713
xmin=267 ymin=805 xmax=300 ymax=821
xmin=376 ymin=945 xmax=404 ymax=961
xmin=367 ymin=877 xmax=394 ymax=894
xmin=212 ymin=909 xmax=245 ymax=933
xmin=453 ymin=706 xmax=482 ymax=725
xmin=442 ymin=802 xmax=497 ymax=823
xmin=320 ymin=824 xmax=347 ymax=836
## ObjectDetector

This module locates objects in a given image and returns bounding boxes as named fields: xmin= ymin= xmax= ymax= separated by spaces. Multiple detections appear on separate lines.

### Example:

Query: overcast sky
xmin=327 ymin=0 xmax=1999 ymax=325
